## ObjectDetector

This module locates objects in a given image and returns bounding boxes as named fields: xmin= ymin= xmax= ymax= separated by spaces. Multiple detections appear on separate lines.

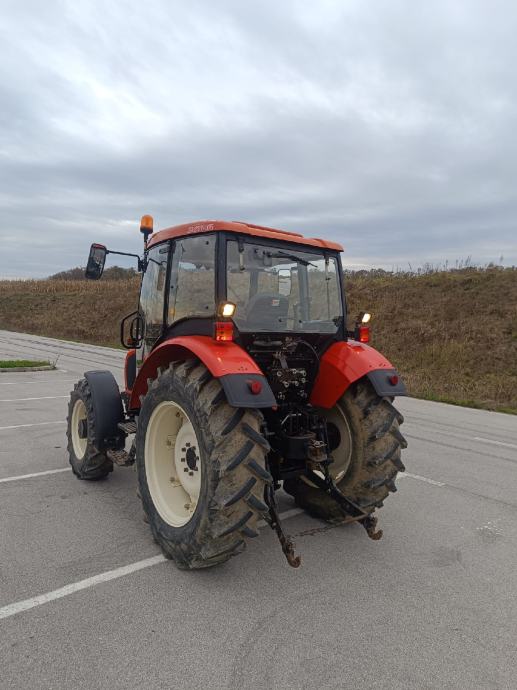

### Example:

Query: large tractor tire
xmin=66 ymin=379 xmax=114 ymax=480
xmin=284 ymin=378 xmax=406 ymax=521
xmin=136 ymin=360 xmax=271 ymax=569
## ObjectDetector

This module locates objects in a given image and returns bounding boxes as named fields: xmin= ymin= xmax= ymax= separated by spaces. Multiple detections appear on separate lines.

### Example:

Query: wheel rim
xmin=71 ymin=398 xmax=87 ymax=460
xmin=303 ymin=405 xmax=352 ymax=486
xmin=145 ymin=400 xmax=202 ymax=528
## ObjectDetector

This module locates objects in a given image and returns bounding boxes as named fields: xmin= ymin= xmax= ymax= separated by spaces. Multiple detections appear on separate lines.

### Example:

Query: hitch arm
xmin=305 ymin=469 xmax=383 ymax=540
xmin=264 ymin=484 xmax=301 ymax=568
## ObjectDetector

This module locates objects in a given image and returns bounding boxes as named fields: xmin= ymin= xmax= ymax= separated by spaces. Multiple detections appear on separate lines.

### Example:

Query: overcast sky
xmin=1 ymin=0 xmax=516 ymax=277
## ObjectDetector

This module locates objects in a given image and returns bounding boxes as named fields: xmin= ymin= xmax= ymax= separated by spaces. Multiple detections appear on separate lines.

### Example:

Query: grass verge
xmin=0 ymin=360 xmax=53 ymax=369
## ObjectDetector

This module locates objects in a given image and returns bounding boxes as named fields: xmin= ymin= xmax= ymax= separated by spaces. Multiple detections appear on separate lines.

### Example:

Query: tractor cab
xmin=134 ymin=224 xmax=348 ymax=406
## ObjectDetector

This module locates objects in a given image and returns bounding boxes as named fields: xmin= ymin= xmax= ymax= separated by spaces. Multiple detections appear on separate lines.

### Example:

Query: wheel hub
xmin=302 ymin=405 xmax=352 ymax=486
xmin=78 ymin=419 xmax=88 ymax=439
xmin=182 ymin=444 xmax=199 ymax=471
xmin=174 ymin=423 xmax=201 ymax=501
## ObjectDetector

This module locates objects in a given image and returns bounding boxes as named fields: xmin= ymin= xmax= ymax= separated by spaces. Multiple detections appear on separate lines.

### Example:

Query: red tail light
xmin=214 ymin=321 xmax=234 ymax=342
xmin=358 ymin=325 xmax=370 ymax=343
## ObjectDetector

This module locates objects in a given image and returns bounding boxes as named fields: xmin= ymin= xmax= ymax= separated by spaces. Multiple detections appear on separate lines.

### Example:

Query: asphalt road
xmin=0 ymin=329 xmax=516 ymax=690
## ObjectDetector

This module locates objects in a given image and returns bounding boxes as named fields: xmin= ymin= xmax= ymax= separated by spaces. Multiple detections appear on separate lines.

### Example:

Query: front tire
xmin=66 ymin=379 xmax=114 ymax=480
xmin=283 ymin=378 xmax=406 ymax=521
xmin=136 ymin=360 xmax=272 ymax=569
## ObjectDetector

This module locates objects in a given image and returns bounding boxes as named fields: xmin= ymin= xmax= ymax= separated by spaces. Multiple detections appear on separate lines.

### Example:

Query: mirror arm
xmin=105 ymin=249 xmax=145 ymax=272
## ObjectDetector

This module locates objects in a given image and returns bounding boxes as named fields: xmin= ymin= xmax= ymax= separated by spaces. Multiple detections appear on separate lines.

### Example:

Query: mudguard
xmin=124 ymin=349 xmax=137 ymax=393
xmin=309 ymin=340 xmax=407 ymax=409
xmin=84 ymin=370 xmax=125 ymax=450
xmin=128 ymin=336 xmax=276 ymax=410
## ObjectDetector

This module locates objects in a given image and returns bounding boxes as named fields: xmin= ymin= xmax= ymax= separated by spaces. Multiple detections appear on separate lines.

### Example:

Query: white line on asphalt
xmin=0 ymin=555 xmax=167 ymax=621
xmin=0 ymin=420 xmax=66 ymax=431
xmin=0 ymin=508 xmax=305 ymax=620
xmin=0 ymin=396 xmax=68 ymax=402
xmin=0 ymin=468 xmax=70 ymax=483
xmin=474 ymin=436 xmax=517 ymax=450
xmin=399 ymin=472 xmax=445 ymax=487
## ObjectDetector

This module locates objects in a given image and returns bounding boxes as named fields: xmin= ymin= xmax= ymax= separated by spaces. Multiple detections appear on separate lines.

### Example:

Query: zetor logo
xmin=187 ymin=223 xmax=215 ymax=233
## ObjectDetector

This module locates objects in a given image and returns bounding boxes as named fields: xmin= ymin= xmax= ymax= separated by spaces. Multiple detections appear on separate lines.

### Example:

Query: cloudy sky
xmin=1 ymin=0 xmax=516 ymax=277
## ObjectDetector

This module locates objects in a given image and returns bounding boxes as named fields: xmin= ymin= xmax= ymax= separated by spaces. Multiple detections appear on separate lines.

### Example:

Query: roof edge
xmin=148 ymin=220 xmax=344 ymax=252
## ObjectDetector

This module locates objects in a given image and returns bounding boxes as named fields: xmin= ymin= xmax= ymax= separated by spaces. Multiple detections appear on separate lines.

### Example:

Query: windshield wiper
xmin=265 ymin=250 xmax=316 ymax=267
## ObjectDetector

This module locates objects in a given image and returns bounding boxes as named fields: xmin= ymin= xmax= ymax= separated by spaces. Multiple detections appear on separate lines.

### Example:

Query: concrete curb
xmin=0 ymin=365 xmax=56 ymax=373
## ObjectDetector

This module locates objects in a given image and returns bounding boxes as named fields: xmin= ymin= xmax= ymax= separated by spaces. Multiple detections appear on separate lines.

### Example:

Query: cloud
xmin=1 ymin=0 xmax=516 ymax=277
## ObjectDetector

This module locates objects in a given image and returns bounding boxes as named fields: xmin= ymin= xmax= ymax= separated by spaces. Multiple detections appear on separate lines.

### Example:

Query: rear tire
xmin=136 ymin=360 xmax=271 ymax=569
xmin=66 ymin=379 xmax=114 ymax=480
xmin=283 ymin=378 xmax=406 ymax=521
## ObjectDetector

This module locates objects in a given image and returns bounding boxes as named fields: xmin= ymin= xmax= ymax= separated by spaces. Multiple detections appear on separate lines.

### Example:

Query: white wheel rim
xmin=71 ymin=399 xmax=87 ymax=460
xmin=303 ymin=405 xmax=352 ymax=486
xmin=145 ymin=400 xmax=202 ymax=528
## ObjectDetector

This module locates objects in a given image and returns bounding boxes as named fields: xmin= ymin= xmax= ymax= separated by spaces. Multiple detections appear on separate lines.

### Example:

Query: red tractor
xmin=67 ymin=216 xmax=407 ymax=569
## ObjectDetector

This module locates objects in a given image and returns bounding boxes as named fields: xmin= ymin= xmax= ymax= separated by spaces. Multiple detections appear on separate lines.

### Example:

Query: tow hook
xmin=362 ymin=514 xmax=383 ymax=540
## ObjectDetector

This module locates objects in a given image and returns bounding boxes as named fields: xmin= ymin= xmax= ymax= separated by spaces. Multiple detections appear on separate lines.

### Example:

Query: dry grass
xmin=346 ymin=267 xmax=517 ymax=413
xmin=0 ymin=278 xmax=140 ymax=348
xmin=0 ymin=267 xmax=515 ymax=412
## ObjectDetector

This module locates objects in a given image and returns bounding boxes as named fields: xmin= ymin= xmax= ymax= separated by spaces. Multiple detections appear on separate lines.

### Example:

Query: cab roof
xmin=147 ymin=220 xmax=344 ymax=252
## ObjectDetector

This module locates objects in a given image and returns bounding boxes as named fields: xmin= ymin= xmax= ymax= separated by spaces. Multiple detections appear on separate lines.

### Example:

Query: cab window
xmin=168 ymin=235 xmax=216 ymax=323
xmin=139 ymin=243 xmax=169 ymax=353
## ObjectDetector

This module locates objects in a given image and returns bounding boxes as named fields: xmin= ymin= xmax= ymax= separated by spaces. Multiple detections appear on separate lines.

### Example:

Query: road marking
xmin=0 ymin=396 xmax=68 ymax=402
xmin=399 ymin=472 xmax=445 ymax=487
xmin=474 ymin=437 xmax=517 ymax=450
xmin=0 ymin=420 xmax=66 ymax=431
xmin=0 ymin=555 xmax=167 ymax=621
xmin=0 ymin=508 xmax=304 ymax=620
xmin=0 ymin=468 xmax=70 ymax=483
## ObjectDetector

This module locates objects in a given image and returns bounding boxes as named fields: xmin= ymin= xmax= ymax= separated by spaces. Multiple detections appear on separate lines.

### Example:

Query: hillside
xmin=0 ymin=267 xmax=515 ymax=412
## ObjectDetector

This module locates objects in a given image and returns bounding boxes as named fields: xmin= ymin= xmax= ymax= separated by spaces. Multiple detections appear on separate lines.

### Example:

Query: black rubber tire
xmin=136 ymin=360 xmax=272 ymax=569
xmin=283 ymin=378 xmax=407 ymax=521
xmin=66 ymin=378 xmax=114 ymax=480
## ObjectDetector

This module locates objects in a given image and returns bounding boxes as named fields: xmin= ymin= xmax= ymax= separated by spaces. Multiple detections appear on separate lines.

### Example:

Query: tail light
xmin=358 ymin=325 xmax=370 ymax=343
xmin=214 ymin=321 xmax=234 ymax=342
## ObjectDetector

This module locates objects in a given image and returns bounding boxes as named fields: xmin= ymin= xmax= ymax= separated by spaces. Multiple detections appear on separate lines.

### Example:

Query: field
xmin=0 ymin=267 xmax=515 ymax=412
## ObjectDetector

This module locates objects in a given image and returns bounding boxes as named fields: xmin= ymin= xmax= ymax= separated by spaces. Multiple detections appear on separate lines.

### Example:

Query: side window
xmin=307 ymin=258 xmax=340 ymax=322
xmin=168 ymin=235 xmax=216 ymax=323
xmin=139 ymin=243 xmax=169 ymax=354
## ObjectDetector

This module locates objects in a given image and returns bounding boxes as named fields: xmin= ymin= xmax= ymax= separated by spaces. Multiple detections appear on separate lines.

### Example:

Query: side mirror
xmin=278 ymin=268 xmax=292 ymax=296
xmin=85 ymin=244 xmax=107 ymax=280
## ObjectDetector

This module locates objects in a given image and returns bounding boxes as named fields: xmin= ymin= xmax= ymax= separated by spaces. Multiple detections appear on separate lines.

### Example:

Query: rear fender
xmin=309 ymin=341 xmax=407 ymax=409
xmin=128 ymin=335 xmax=276 ymax=410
